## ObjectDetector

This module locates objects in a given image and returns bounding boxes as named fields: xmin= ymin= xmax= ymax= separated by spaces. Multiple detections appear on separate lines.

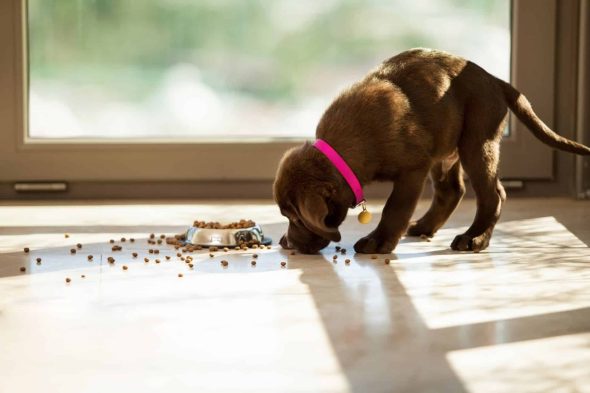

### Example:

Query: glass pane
xmin=27 ymin=0 xmax=510 ymax=140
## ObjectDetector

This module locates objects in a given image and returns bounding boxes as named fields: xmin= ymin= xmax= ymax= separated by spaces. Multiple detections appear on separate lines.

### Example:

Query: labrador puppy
xmin=273 ymin=48 xmax=590 ymax=254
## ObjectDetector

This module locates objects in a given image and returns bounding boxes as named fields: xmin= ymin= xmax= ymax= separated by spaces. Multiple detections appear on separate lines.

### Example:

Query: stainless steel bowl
xmin=184 ymin=224 xmax=272 ymax=247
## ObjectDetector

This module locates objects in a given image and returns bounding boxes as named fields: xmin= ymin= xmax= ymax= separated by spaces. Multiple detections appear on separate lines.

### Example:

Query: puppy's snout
xmin=280 ymin=234 xmax=293 ymax=249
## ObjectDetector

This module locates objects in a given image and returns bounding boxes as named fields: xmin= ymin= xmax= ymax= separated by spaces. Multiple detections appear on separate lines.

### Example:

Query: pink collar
xmin=313 ymin=139 xmax=364 ymax=207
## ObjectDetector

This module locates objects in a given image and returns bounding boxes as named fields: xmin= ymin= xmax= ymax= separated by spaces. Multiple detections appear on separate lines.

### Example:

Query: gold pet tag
xmin=357 ymin=201 xmax=372 ymax=224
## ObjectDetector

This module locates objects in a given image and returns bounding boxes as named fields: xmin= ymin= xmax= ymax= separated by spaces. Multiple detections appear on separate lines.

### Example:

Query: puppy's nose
xmin=279 ymin=234 xmax=292 ymax=249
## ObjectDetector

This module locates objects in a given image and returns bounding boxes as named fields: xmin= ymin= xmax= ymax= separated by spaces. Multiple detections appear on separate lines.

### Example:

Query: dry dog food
xmin=252 ymin=254 xmax=258 ymax=259
xmin=120 ymin=237 xmax=126 ymax=242
xmin=221 ymin=260 xmax=228 ymax=267
xmin=144 ymin=258 xmax=149 ymax=263
xmin=76 ymin=243 xmax=82 ymax=249
xmin=345 ymin=259 xmax=351 ymax=264
xmin=64 ymin=233 xmax=70 ymax=238
xmin=333 ymin=255 xmax=338 ymax=260
xmin=20 ymin=267 xmax=26 ymax=272
xmin=70 ymin=249 xmax=76 ymax=254
xmin=193 ymin=219 xmax=255 ymax=229
xmin=107 ymin=257 xmax=115 ymax=264
xmin=251 ymin=260 xmax=256 ymax=266
xmin=188 ymin=263 xmax=194 ymax=268
xmin=87 ymin=255 xmax=93 ymax=261
xmin=130 ymin=238 xmax=135 ymax=243
xmin=122 ymin=265 xmax=128 ymax=270
xmin=385 ymin=258 xmax=391 ymax=265
xmin=24 ymin=247 xmax=30 ymax=253
xmin=81 ymin=274 xmax=86 ymax=279
xmin=165 ymin=255 xmax=171 ymax=260
xmin=36 ymin=257 xmax=42 ymax=263
xmin=155 ymin=259 xmax=161 ymax=264
xmin=112 ymin=245 xmax=122 ymax=251
xmin=109 ymin=239 xmax=115 ymax=244
xmin=280 ymin=261 xmax=286 ymax=267
xmin=335 ymin=246 xmax=341 ymax=252
xmin=65 ymin=277 xmax=71 ymax=283
xmin=150 ymin=233 xmax=155 ymax=239
xmin=132 ymin=252 xmax=138 ymax=258
xmin=371 ymin=255 xmax=377 ymax=260
xmin=178 ymin=273 xmax=183 ymax=278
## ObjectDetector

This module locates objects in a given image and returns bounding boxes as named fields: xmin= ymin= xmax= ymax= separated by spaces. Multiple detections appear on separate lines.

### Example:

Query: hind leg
xmin=451 ymin=139 xmax=506 ymax=252
xmin=407 ymin=154 xmax=465 ymax=237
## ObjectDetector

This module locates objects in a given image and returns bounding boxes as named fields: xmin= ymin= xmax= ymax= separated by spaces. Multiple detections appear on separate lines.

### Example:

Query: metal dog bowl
xmin=184 ymin=224 xmax=272 ymax=247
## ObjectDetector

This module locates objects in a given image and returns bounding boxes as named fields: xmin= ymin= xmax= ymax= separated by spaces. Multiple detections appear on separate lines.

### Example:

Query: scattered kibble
xmin=144 ymin=258 xmax=149 ymax=263
xmin=209 ymin=246 xmax=218 ymax=252
xmin=157 ymin=239 xmax=163 ymax=245
xmin=109 ymin=239 xmax=115 ymax=244
xmin=81 ymin=274 xmax=86 ymax=279
xmin=221 ymin=260 xmax=229 ymax=267
xmin=223 ymin=247 xmax=229 ymax=252
xmin=371 ymin=255 xmax=377 ymax=260
xmin=209 ymin=253 xmax=214 ymax=258
xmin=332 ymin=255 xmax=338 ymax=260
xmin=160 ymin=234 xmax=166 ymax=239
xmin=280 ymin=261 xmax=286 ymax=267
xmin=65 ymin=277 xmax=71 ymax=283
xmin=120 ymin=237 xmax=126 ymax=242
xmin=24 ymin=247 xmax=30 ymax=253
xmin=251 ymin=260 xmax=256 ymax=266
xmin=176 ymin=253 xmax=182 ymax=258
xmin=112 ymin=245 xmax=122 ymax=251
xmin=154 ymin=249 xmax=159 ymax=254
xmin=130 ymin=238 xmax=135 ymax=243
xmin=385 ymin=258 xmax=391 ymax=265
xmin=150 ymin=233 xmax=155 ymax=239
xmin=88 ymin=255 xmax=93 ymax=261
xmin=335 ymin=246 xmax=341 ymax=251
xmin=122 ymin=265 xmax=128 ymax=270
xmin=165 ymin=255 xmax=171 ymax=260
xmin=155 ymin=259 xmax=161 ymax=264
xmin=252 ymin=254 xmax=259 ymax=259
xmin=188 ymin=263 xmax=194 ymax=268
xmin=19 ymin=267 xmax=26 ymax=272
xmin=107 ymin=257 xmax=115 ymax=264
xmin=290 ymin=251 xmax=296 ymax=255
xmin=149 ymin=249 xmax=154 ymax=254
xmin=70 ymin=248 xmax=76 ymax=254
xmin=36 ymin=258 xmax=42 ymax=265
xmin=65 ymin=233 xmax=70 ymax=238
xmin=193 ymin=219 xmax=255 ymax=229
xmin=340 ymin=249 xmax=347 ymax=254
xmin=76 ymin=243 xmax=82 ymax=249
xmin=345 ymin=259 xmax=351 ymax=264
xmin=132 ymin=252 xmax=138 ymax=258
xmin=178 ymin=273 xmax=183 ymax=278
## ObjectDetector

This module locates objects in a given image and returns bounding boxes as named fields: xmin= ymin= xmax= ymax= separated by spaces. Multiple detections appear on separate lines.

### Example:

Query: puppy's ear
xmin=297 ymin=194 xmax=341 ymax=242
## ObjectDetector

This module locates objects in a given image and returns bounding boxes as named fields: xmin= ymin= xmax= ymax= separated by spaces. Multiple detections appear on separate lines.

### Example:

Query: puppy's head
xmin=273 ymin=144 xmax=350 ymax=254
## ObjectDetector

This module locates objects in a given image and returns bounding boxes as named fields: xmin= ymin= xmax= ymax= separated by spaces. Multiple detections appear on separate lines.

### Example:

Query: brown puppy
xmin=273 ymin=48 xmax=590 ymax=254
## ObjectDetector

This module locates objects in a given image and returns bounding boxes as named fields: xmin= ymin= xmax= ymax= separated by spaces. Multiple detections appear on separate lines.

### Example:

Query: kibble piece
xmin=64 ymin=233 xmax=70 ymax=238
xmin=144 ymin=257 xmax=149 ymax=263
xmin=178 ymin=273 xmax=183 ymax=278
xmin=132 ymin=252 xmax=138 ymax=258
xmin=332 ymin=255 xmax=338 ymax=260
xmin=181 ymin=257 xmax=185 ymax=261
xmin=36 ymin=257 xmax=42 ymax=263
xmin=154 ymin=249 xmax=159 ymax=254
xmin=221 ymin=260 xmax=228 ymax=267
xmin=155 ymin=259 xmax=161 ymax=264
xmin=19 ymin=267 xmax=26 ymax=272
xmin=150 ymin=233 xmax=155 ymax=239
xmin=87 ymin=255 xmax=93 ymax=261
xmin=76 ymin=243 xmax=82 ymax=249
xmin=157 ymin=239 xmax=163 ymax=245
xmin=335 ymin=246 xmax=341 ymax=252
xmin=280 ymin=261 xmax=286 ymax=267
xmin=65 ymin=277 xmax=71 ymax=283
xmin=176 ymin=253 xmax=181 ymax=258
xmin=160 ymin=234 xmax=165 ymax=239
xmin=81 ymin=274 xmax=86 ymax=279
xmin=109 ymin=239 xmax=115 ymax=244
xmin=111 ymin=245 xmax=122 ymax=251
xmin=24 ymin=247 xmax=30 ymax=253
xmin=209 ymin=253 xmax=214 ymax=258
xmin=345 ymin=259 xmax=351 ymax=264
xmin=209 ymin=246 xmax=218 ymax=252
xmin=120 ymin=237 xmax=126 ymax=242
xmin=70 ymin=248 xmax=76 ymax=254
xmin=149 ymin=249 xmax=154 ymax=254
xmin=251 ymin=260 xmax=256 ymax=266
xmin=223 ymin=247 xmax=229 ymax=252
xmin=130 ymin=238 xmax=135 ymax=243
xmin=165 ymin=255 xmax=171 ymax=260
xmin=371 ymin=255 xmax=378 ymax=260
xmin=122 ymin=265 xmax=128 ymax=270
xmin=290 ymin=251 xmax=296 ymax=255
xmin=107 ymin=257 xmax=115 ymax=264
xmin=252 ymin=254 xmax=258 ymax=259
xmin=384 ymin=258 xmax=391 ymax=265
xmin=340 ymin=248 xmax=347 ymax=254
xmin=234 ymin=246 xmax=240 ymax=251
xmin=188 ymin=263 xmax=194 ymax=268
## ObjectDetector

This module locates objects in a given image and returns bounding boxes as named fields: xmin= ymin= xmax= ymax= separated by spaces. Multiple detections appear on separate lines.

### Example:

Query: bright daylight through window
xmin=27 ymin=0 xmax=510 ymax=140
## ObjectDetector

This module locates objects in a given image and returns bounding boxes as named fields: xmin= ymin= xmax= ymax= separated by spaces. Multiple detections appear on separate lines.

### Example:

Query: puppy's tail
xmin=496 ymin=77 xmax=590 ymax=155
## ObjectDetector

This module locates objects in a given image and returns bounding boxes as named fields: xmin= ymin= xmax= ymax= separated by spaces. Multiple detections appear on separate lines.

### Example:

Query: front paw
xmin=354 ymin=233 xmax=398 ymax=254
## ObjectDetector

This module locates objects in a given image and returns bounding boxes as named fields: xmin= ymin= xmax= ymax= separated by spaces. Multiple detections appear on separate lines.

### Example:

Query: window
xmin=28 ymin=0 xmax=510 ymax=141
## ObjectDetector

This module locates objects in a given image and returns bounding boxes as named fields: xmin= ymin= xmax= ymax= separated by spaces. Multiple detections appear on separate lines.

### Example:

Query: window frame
xmin=0 ymin=0 xmax=575 ymax=196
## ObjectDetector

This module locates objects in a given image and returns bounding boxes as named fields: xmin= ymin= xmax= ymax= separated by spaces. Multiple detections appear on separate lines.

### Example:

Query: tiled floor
xmin=0 ymin=198 xmax=589 ymax=393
